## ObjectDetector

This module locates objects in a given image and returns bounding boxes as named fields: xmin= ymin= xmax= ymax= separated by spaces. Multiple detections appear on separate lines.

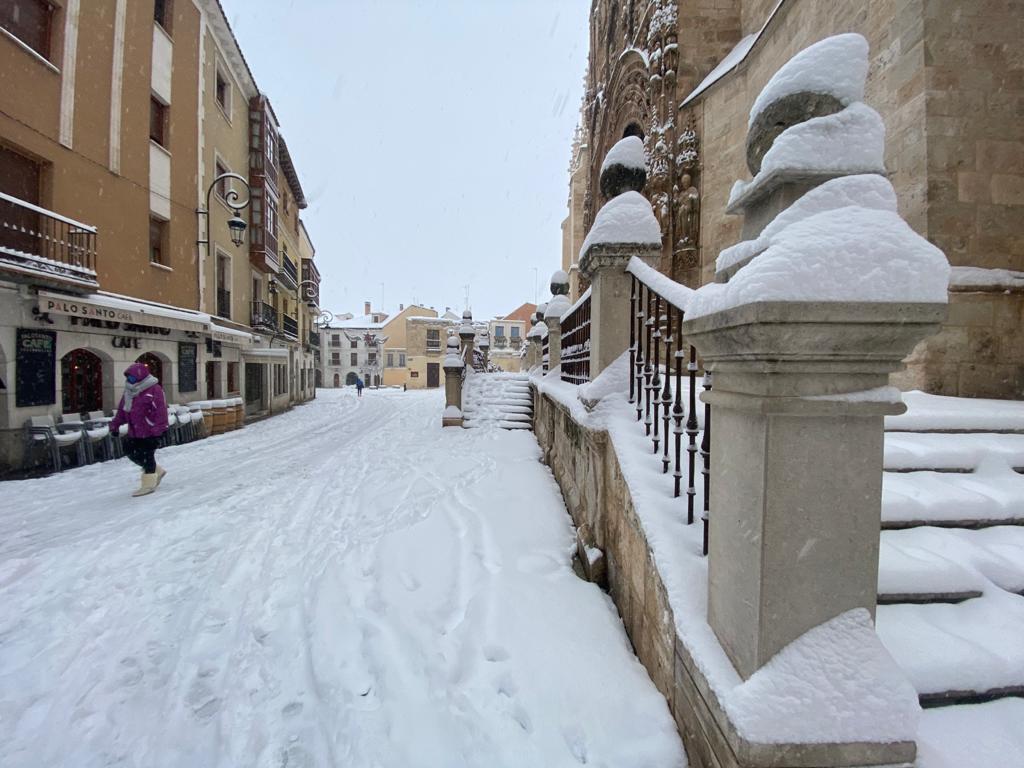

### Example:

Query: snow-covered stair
xmin=875 ymin=392 xmax=1024 ymax=724
xmin=462 ymin=373 xmax=533 ymax=430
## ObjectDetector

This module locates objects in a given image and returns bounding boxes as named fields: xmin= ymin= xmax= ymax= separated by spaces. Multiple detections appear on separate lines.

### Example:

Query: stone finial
xmin=536 ymin=302 xmax=548 ymax=321
xmin=599 ymin=136 xmax=647 ymax=199
xmin=550 ymin=269 xmax=570 ymax=297
xmin=746 ymin=92 xmax=844 ymax=175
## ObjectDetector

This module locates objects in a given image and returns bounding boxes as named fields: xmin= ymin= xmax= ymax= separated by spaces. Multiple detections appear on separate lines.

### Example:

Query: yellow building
xmin=381 ymin=304 xmax=437 ymax=387
xmin=405 ymin=317 xmax=458 ymax=390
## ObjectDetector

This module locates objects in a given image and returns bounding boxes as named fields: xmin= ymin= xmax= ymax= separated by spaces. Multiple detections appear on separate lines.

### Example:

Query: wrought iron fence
xmin=559 ymin=287 xmax=591 ymax=385
xmin=0 ymin=191 xmax=98 ymax=287
xmin=627 ymin=257 xmax=712 ymax=555
xmin=282 ymin=313 xmax=299 ymax=338
xmin=280 ymin=253 xmax=299 ymax=288
xmin=251 ymin=300 xmax=278 ymax=329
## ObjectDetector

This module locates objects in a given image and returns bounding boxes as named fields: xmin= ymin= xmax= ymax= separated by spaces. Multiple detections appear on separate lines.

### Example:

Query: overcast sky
xmin=222 ymin=0 xmax=590 ymax=321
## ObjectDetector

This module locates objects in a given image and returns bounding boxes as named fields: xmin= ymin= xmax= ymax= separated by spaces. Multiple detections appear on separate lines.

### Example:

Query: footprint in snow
xmin=483 ymin=644 xmax=509 ymax=662
xmin=398 ymin=570 xmax=420 ymax=591
xmin=281 ymin=701 xmax=303 ymax=718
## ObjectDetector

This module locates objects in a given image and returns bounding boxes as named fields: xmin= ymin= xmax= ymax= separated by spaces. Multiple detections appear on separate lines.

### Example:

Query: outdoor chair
xmin=173 ymin=405 xmax=195 ymax=442
xmin=26 ymin=415 xmax=86 ymax=472
xmin=160 ymin=409 xmax=179 ymax=448
xmin=60 ymin=413 xmax=114 ymax=464
xmin=187 ymin=402 xmax=208 ymax=438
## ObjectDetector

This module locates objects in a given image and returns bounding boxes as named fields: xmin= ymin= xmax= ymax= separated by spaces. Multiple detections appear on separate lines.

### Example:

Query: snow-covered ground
xmin=0 ymin=388 xmax=685 ymax=768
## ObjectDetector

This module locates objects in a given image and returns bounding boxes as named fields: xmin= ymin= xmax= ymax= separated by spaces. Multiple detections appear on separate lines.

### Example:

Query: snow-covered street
xmin=0 ymin=389 xmax=685 ymax=768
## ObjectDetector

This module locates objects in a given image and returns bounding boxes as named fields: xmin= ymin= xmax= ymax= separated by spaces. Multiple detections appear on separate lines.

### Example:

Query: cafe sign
xmin=37 ymin=291 xmax=208 ymax=334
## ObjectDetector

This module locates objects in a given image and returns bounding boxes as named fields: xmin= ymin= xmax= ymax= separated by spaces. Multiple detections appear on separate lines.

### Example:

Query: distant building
xmin=320 ymin=303 xmax=388 ymax=388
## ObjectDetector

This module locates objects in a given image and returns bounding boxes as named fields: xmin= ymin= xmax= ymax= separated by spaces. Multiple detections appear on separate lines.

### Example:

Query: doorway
xmin=426 ymin=363 xmax=440 ymax=388
xmin=137 ymin=352 xmax=163 ymax=382
xmin=61 ymin=349 xmax=104 ymax=414
xmin=245 ymin=363 xmax=263 ymax=407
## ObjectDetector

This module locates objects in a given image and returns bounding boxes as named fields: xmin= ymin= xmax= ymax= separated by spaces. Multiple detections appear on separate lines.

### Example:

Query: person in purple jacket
xmin=109 ymin=361 xmax=169 ymax=497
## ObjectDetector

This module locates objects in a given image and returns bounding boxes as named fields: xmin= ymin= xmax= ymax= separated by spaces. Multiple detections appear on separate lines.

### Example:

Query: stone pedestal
xmin=442 ymin=365 xmax=463 ymax=427
xmin=682 ymin=300 xmax=946 ymax=679
xmin=580 ymin=242 xmax=660 ymax=378
xmin=546 ymin=317 xmax=562 ymax=371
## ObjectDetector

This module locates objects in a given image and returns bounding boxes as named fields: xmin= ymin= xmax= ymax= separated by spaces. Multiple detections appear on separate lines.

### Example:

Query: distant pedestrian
xmin=355 ymin=376 xmax=364 ymax=397
xmin=109 ymin=362 xmax=168 ymax=497
xmin=403 ymin=383 xmax=407 ymax=392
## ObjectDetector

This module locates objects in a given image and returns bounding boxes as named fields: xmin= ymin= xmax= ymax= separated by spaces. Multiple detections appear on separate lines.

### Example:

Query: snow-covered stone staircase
xmin=875 ymin=392 xmax=1024 ymax=734
xmin=462 ymin=373 xmax=533 ymax=430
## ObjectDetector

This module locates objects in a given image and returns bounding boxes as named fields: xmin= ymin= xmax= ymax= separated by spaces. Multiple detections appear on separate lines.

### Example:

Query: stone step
xmin=876 ymin=592 xmax=1024 ymax=706
xmin=885 ymin=392 xmax=1024 ymax=434
xmin=882 ymin=468 xmax=1024 ymax=529
xmin=463 ymin=406 xmax=533 ymax=416
xmin=885 ymin=432 xmax=1024 ymax=472
xmin=463 ymin=419 xmax=531 ymax=430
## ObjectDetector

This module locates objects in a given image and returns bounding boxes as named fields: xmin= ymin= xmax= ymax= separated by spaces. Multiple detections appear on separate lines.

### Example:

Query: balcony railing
xmin=301 ymin=262 xmax=320 ymax=306
xmin=309 ymin=330 xmax=320 ymax=347
xmin=0 ymin=191 xmax=98 ymax=289
xmin=282 ymin=313 xmax=298 ymax=338
xmin=216 ymin=288 xmax=231 ymax=319
xmin=280 ymin=253 xmax=298 ymax=289
xmin=251 ymin=300 xmax=277 ymax=329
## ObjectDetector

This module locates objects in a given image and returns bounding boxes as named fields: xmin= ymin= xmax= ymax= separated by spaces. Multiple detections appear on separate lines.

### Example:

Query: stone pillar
xmin=442 ymin=335 xmax=464 ymax=427
xmin=459 ymin=310 xmax=475 ymax=365
xmin=545 ymin=272 xmax=571 ymax=373
xmin=479 ymin=333 xmax=490 ymax=369
xmin=580 ymin=242 xmax=660 ymax=378
xmin=683 ymin=307 xmax=945 ymax=681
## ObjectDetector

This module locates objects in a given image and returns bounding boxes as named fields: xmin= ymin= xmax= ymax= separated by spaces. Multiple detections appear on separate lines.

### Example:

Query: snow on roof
xmin=687 ymin=205 xmax=950 ymax=319
xmin=600 ymin=136 xmax=646 ymax=174
xmin=680 ymin=0 xmax=783 ymax=107
xmin=335 ymin=314 xmax=386 ymax=329
xmin=579 ymin=191 xmax=662 ymax=259
xmin=748 ymin=33 xmax=869 ymax=128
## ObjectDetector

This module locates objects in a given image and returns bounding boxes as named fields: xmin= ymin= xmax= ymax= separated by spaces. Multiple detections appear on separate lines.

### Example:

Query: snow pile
xmin=544 ymin=294 xmax=571 ymax=322
xmin=949 ymin=266 xmax=1024 ymax=291
xmin=688 ymin=204 xmax=950 ymax=318
xmin=917 ymin=699 xmax=1024 ymax=768
xmin=626 ymin=255 xmax=695 ymax=311
xmin=725 ymin=609 xmax=920 ymax=744
xmin=442 ymin=405 xmax=461 ymax=418
xmin=718 ymin=174 xmax=896 ymax=273
xmin=578 ymin=350 xmax=631 ymax=406
xmin=748 ymin=33 xmax=869 ymax=127
xmin=579 ymin=191 xmax=662 ymax=258
xmin=600 ymin=135 xmax=646 ymax=174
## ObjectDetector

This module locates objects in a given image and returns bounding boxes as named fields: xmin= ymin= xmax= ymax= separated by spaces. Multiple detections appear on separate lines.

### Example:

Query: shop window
xmin=149 ymin=217 xmax=168 ymax=265
xmin=61 ymin=349 xmax=103 ymax=414
xmin=150 ymin=97 xmax=168 ymax=147
xmin=227 ymin=362 xmax=238 ymax=393
xmin=1 ymin=0 xmax=52 ymax=60
xmin=154 ymin=0 xmax=172 ymax=34
xmin=137 ymin=353 xmax=163 ymax=382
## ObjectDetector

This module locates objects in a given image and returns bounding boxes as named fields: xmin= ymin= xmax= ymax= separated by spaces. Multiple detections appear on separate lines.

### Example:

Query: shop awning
xmin=37 ymin=291 xmax=209 ymax=334
xmin=242 ymin=346 xmax=290 ymax=362
xmin=209 ymin=321 xmax=255 ymax=346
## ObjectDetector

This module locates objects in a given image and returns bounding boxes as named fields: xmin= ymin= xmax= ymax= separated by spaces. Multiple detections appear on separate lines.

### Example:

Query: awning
xmin=242 ymin=346 xmax=290 ymax=362
xmin=209 ymin=321 xmax=255 ymax=347
xmin=38 ymin=290 xmax=209 ymax=334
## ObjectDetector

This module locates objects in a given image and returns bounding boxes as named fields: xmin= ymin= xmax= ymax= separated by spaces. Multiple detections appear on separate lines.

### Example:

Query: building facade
xmin=567 ymin=0 xmax=1024 ymax=398
xmin=320 ymin=304 xmax=388 ymax=388
xmin=405 ymin=317 xmax=458 ymax=389
xmin=0 ymin=0 xmax=322 ymax=473
xmin=381 ymin=304 xmax=437 ymax=388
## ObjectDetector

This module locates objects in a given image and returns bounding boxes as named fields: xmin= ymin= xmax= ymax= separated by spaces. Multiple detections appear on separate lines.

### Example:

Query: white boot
xmin=155 ymin=465 xmax=167 ymax=486
xmin=132 ymin=473 xmax=158 ymax=497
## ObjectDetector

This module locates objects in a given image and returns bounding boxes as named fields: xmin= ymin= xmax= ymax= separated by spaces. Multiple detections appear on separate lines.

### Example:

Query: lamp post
xmin=197 ymin=172 xmax=252 ymax=311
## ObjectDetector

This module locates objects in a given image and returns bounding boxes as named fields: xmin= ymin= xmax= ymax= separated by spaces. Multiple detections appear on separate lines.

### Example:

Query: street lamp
xmin=197 ymin=172 xmax=252 ymax=305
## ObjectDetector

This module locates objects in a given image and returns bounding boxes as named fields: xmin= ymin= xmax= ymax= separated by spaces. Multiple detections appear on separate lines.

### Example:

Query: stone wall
xmin=533 ymin=388 xmax=912 ymax=767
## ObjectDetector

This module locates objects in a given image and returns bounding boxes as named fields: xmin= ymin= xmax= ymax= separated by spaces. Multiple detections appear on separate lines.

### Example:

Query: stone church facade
xmin=564 ymin=0 xmax=1024 ymax=399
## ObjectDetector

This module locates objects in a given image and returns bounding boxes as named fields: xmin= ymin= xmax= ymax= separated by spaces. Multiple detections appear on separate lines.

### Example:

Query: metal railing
xmin=560 ymin=287 xmax=591 ymax=385
xmin=280 ymin=253 xmax=299 ymax=288
xmin=282 ymin=313 xmax=298 ymax=338
xmin=0 ymin=191 xmax=98 ymax=287
xmin=216 ymin=288 xmax=231 ymax=319
xmin=309 ymin=330 xmax=320 ymax=347
xmin=626 ymin=257 xmax=712 ymax=556
xmin=541 ymin=334 xmax=550 ymax=373
xmin=251 ymin=300 xmax=277 ymax=329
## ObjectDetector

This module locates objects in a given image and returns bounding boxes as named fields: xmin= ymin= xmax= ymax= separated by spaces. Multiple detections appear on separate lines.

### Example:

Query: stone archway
xmin=345 ymin=372 xmax=358 ymax=386
xmin=137 ymin=352 xmax=164 ymax=383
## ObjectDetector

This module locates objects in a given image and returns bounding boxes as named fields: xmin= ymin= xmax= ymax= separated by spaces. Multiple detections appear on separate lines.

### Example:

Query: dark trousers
xmin=124 ymin=436 xmax=159 ymax=474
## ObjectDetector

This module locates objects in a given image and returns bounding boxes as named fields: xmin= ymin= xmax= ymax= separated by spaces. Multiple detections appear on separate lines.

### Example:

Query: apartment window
xmin=252 ymin=275 xmax=261 ymax=302
xmin=0 ymin=145 xmax=41 ymax=205
xmin=1 ymin=0 xmax=52 ymax=60
xmin=494 ymin=325 xmax=505 ymax=338
xmin=511 ymin=326 xmax=521 ymax=339
xmin=350 ymin=353 xmax=358 ymax=366
xmin=368 ymin=353 xmax=377 ymax=364
xmin=150 ymin=97 xmax=168 ymax=147
xmin=154 ymin=0 xmax=172 ymax=34
xmin=350 ymin=339 xmax=358 ymax=349
xmin=215 ymin=67 xmax=230 ymax=115
xmin=227 ymin=362 xmax=238 ymax=394
xmin=216 ymin=253 xmax=230 ymax=317
xmin=215 ymin=160 xmax=229 ymax=199
xmin=331 ymin=334 xmax=340 ymax=347
xmin=399 ymin=353 xmax=406 ymax=367
xmin=331 ymin=352 xmax=340 ymax=366
xmin=387 ymin=353 xmax=394 ymax=368
xmin=149 ymin=217 xmax=168 ymax=265
xmin=426 ymin=329 xmax=440 ymax=349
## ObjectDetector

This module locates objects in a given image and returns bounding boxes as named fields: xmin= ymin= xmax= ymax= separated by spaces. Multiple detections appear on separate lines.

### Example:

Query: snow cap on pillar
xmin=459 ymin=309 xmax=474 ymax=339
xmin=444 ymin=334 xmax=463 ymax=368
xmin=599 ymin=136 xmax=647 ymax=199
xmin=545 ymin=294 xmax=571 ymax=322
xmin=550 ymin=269 xmax=570 ymax=297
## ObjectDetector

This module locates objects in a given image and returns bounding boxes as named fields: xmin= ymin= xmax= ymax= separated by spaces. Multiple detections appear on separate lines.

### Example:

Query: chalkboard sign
xmin=16 ymin=328 xmax=56 ymax=407
xmin=178 ymin=342 xmax=198 ymax=392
